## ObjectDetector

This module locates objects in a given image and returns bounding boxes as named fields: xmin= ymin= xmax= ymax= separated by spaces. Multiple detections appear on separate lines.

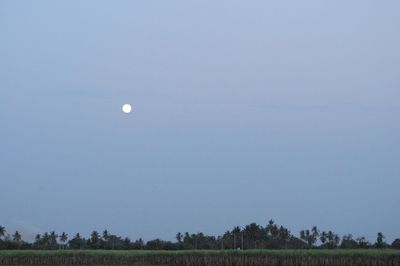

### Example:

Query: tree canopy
xmin=0 ymin=220 xmax=397 ymax=250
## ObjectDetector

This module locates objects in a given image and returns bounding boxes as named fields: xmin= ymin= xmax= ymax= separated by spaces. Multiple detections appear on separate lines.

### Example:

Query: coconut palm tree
xmin=49 ymin=231 xmax=58 ymax=249
xmin=59 ymin=232 xmax=68 ymax=249
xmin=375 ymin=232 xmax=385 ymax=248
xmin=13 ymin=231 xmax=22 ymax=242
xmin=88 ymin=231 xmax=100 ymax=249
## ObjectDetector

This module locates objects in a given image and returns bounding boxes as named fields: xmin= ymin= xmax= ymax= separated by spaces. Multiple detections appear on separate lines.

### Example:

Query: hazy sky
xmin=1 ymin=1 xmax=399 ymax=243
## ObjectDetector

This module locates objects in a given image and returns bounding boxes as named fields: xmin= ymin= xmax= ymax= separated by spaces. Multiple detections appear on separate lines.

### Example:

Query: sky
xmin=0 ymin=1 xmax=399 ymax=243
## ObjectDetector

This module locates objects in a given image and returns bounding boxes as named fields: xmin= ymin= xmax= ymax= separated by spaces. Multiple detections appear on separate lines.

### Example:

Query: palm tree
xmin=376 ymin=232 xmax=385 ymax=248
xmin=90 ymin=231 xmax=100 ymax=249
xmin=0 ymin=226 xmax=6 ymax=240
xmin=176 ymin=232 xmax=182 ymax=243
xmin=69 ymin=233 xmax=84 ymax=249
xmin=103 ymin=230 xmax=109 ymax=240
xmin=33 ymin=234 xmax=41 ymax=248
xmin=320 ymin=231 xmax=327 ymax=245
xmin=13 ymin=231 xmax=22 ymax=242
xmin=42 ymin=232 xmax=50 ymax=247
xmin=300 ymin=230 xmax=305 ymax=241
xmin=49 ymin=231 xmax=58 ymax=249
xmin=59 ymin=232 xmax=68 ymax=249
xmin=103 ymin=230 xmax=109 ymax=248
xmin=300 ymin=228 xmax=318 ymax=248
xmin=278 ymin=226 xmax=290 ymax=248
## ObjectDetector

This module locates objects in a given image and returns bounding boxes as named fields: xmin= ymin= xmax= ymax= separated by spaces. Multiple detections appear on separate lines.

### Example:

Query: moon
xmin=122 ymin=104 xmax=132 ymax=113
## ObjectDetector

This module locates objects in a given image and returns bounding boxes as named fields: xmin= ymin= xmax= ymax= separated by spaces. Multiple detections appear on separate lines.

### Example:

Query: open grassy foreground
xmin=1 ymin=249 xmax=400 ymax=266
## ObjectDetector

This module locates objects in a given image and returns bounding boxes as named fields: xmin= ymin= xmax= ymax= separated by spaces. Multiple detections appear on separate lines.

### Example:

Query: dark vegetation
xmin=1 ymin=250 xmax=400 ymax=266
xmin=0 ymin=220 xmax=399 ymax=250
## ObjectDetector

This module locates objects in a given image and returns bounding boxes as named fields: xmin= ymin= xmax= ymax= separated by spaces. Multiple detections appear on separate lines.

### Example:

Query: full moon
xmin=122 ymin=104 xmax=132 ymax=113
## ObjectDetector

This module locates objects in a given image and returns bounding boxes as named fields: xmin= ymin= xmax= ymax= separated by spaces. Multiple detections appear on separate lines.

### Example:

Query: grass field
xmin=1 ymin=249 xmax=400 ymax=256
xmin=1 ymin=249 xmax=400 ymax=265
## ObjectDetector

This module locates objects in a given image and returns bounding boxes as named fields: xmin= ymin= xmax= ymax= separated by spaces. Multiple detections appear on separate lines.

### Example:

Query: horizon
xmin=0 ymin=219 xmax=394 ymax=245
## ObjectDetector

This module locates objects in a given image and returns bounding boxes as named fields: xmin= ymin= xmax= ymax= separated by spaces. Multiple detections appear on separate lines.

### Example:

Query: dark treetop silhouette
xmin=0 ymin=220 xmax=398 ymax=250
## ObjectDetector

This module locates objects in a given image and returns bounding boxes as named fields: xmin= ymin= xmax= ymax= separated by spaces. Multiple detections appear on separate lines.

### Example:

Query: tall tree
xmin=325 ymin=231 xmax=340 ymax=248
xmin=0 ymin=226 xmax=6 ymax=240
xmin=89 ymin=231 xmax=100 ymax=249
xmin=375 ymin=232 xmax=385 ymax=248
xmin=49 ymin=231 xmax=58 ymax=248
xmin=300 ymin=227 xmax=319 ymax=248
xmin=278 ymin=226 xmax=290 ymax=246
xmin=176 ymin=232 xmax=182 ymax=243
xmin=320 ymin=231 xmax=327 ymax=245
xmin=311 ymin=227 xmax=319 ymax=241
xmin=59 ymin=232 xmax=68 ymax=249
xmin=356 ymin=237 xmax=370 ymax=248
xmin=266 ymin=220 xmax=279 ymax=239
xmin=340 ymin=234 xmax=358 ymax=249
xmin=103 ymin=230 xmax=109 ymax=241
xmin=68 ymin=233 xmax=85 ymax=249
xmin=33 ymin=234 xmax=41 ymax=248
xmin=13 ymin=231 xmax=22 ymax=242
xmin=123 ymin=237 xmax=131 ymax=249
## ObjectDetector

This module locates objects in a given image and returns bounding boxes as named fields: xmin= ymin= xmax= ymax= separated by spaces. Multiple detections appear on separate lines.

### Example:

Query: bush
xmin=392 ymin=239 xmax=400 ymax=249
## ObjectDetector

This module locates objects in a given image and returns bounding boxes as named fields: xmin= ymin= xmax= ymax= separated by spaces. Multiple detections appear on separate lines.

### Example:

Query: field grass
xmin=0 ymin=249 xmax=399 ymax=257
xmin=1 ymin=249 xmax=400 ymax=266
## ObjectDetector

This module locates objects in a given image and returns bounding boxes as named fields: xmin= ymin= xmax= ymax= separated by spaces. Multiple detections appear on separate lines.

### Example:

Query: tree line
xmin=1 ymin=220 xmax=399 ymax=250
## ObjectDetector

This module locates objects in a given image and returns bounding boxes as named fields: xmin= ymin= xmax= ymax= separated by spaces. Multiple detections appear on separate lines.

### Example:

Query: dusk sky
xmin=1 ymin=1 xmax=399 ymax=242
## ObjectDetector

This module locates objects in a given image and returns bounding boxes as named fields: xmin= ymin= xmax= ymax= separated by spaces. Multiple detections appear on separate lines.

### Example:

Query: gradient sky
xmin=1 ymin=1 xmax=399 ymax=243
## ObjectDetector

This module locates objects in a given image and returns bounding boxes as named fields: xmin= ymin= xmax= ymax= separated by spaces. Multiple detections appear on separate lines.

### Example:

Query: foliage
xmin=0 ymin=220 xmax=397 ymax=250
xmin=392 ymin=239 xmax=400 ymax=249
